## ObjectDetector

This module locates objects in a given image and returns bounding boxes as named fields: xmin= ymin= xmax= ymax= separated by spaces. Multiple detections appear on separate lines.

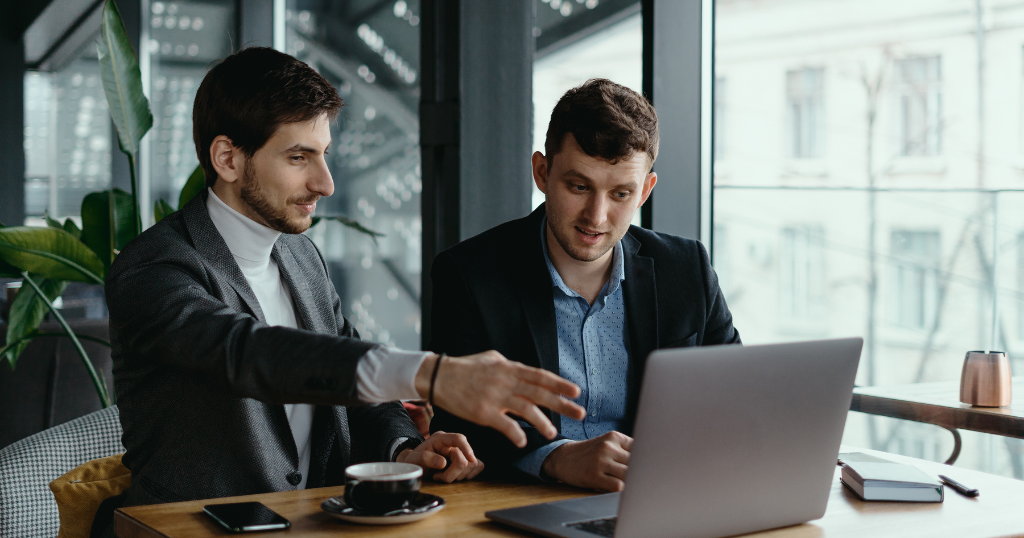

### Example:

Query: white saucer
xmin=321 ymin=492 xmax=445 ymax=525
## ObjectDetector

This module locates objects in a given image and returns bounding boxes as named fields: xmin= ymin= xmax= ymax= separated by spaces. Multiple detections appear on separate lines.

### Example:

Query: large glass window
xmin=24 ymin=53 xmax=112 ymax=223
xmin=141 ymin=0 xmax=236 ymax=222
xmin=286 ymin=0 xmax=422 ymax=350
xmin=715 ymin=0 xmax=1024 ymax=478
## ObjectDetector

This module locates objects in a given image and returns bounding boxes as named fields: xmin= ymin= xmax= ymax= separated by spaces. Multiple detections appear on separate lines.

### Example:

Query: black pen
xmin=939 ymin=474 xmax=979 ymax=498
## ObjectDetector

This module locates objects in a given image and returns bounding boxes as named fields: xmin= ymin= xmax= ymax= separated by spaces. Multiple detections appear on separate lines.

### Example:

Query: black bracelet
xmin=428 ymin=354 xmax=446 ymax=407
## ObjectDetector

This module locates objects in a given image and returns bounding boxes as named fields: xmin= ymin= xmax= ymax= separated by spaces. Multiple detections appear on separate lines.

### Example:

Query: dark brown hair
xmin=193 ymin=47 xmax=342 ymax=187
xmin=544 ymin=78 xmax=659 ymax=168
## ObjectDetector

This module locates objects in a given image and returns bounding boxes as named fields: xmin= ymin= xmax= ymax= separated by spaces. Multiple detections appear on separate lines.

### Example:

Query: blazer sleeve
xmin=427 ymin=251 xmax=565 ymax=476
xmin=347 ymin=402 xmax=424 ymax=463
xmin=697 ymin=241 xmax=741 ymax=346
xmin=106 ymin=255 xmax=376 ymax=407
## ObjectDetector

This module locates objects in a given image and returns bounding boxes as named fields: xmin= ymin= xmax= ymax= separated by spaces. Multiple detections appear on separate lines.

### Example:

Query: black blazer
xmin=105 ymin=190 xmax=421 ymax=509
xmin=428 ymin=204 xmax=740 ymax=474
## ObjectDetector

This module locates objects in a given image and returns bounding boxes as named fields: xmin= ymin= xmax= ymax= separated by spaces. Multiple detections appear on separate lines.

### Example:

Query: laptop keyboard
xmin=567 ymin=516 xmax=617 ymax=537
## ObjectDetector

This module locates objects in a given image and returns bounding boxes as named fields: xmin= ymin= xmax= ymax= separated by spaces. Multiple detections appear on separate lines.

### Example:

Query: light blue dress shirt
xmin=512 ymin=218 xmax=630 ymax=478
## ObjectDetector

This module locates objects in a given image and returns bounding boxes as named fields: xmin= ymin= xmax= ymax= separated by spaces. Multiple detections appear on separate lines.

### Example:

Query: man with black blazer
xmin=430 ymin=79 xmax=740 ymax=492
xmin=102 ymin=47 xmax=585 ymax=523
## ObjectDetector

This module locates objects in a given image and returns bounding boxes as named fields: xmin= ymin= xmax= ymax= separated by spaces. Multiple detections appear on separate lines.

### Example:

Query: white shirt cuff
xmin=356 ymin=348 xmax=429 ymax=402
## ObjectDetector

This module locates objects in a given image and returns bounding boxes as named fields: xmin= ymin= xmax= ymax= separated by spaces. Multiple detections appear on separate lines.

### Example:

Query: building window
xmin=779 ymin=225 xmax=825 ymax=320
xmin=895 ymin=56 xmax=942 ymax=156
xmin=785 ymin=68 xmax=824 ymax=159
xmin=23 ymin=59 xmax=112 ymax=221
xmin=714 ymin=77 xmax=726 ymax=161
xmin=890 ymin=230 xmax=940 ymax=329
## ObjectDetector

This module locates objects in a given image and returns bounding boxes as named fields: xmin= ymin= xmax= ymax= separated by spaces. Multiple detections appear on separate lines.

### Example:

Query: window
xmin=779 ymin=225 xmax=825 ymax=321
xmin=285 ymin=1 xmax=422 ymax=350
xmin=889 ymin=230 xmax=939 ymax=330
xmin=785 ymin=68 xmax=824 ymax=159
xmin=715 ymin=1 xmax=1021 ymax=478
xmin=714 ymin=77 xmax=726 ymax=161
xmin=23 ymin=57 xmax=112 ymax=222
xmin=895 ymin=56 xmax=942 ymax=157
xmin=142 ymin=0 xmax=235 ymax=220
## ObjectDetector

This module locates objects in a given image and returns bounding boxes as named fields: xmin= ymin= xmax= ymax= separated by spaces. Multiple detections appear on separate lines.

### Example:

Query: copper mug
xmin=959 ymin=351 xmax=1011 ymax=407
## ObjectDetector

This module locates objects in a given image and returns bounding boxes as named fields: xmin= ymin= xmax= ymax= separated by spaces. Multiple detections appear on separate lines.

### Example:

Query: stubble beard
xmin=547 ymin=215 xmax=616 ymax=263
xmin=239 ymin=158 xmax=313 ymax=234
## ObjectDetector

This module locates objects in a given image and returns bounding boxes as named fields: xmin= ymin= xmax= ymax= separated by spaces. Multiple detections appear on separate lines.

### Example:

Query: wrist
xmin=541 ymin=441 xmax=571 ymax=480
xmin=414 ymin=354 xmax=440 ymax=399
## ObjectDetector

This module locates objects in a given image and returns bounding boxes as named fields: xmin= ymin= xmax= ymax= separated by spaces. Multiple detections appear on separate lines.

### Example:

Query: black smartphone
xmin=203 ymin=502 xmax=291 ymax=533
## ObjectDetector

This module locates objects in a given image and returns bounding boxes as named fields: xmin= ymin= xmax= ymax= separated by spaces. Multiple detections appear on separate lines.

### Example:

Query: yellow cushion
xmin=49 ymin=453 xmax=131 ymax=538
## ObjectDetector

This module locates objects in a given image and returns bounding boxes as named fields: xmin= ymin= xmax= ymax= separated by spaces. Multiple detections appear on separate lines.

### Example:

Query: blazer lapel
xmin=272 ymin=241 xmax=323 ymax=333
xmin=517 ymin=207 xmax=561 ymax=430
xmin=182 ymin=191 xmax=295 ymax=465
xmin=181 ymin=190 xmax=267 ymax=322
xmin=621 ymin=231 xmax=658 ymax=435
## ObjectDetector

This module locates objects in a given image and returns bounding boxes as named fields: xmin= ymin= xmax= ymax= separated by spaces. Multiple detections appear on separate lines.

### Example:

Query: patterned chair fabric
xmin=0 ymin=406 xmax=124 ymax=538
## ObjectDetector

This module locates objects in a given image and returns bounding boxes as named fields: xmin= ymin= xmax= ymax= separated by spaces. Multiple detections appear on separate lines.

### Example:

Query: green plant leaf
xmin=153 ymin=199 xmax=175 ymax=223
xmin=63 ymin=218 xmax=82 ymax=240
xmin=179 ymin=165 xmax=206 ymax=209
xmin=0 ymin=227 xmax=105 ymax=285
xmin=44 ymin=212 xmax=63 ymax=230
xmin=80 ymin=189 xmax=135 ymax=270
xmin=97 ymin=0 xmax=152 ymax=158
xmin=3 ymin=277 xmax=66 ymax=369
xmin=310 ymin=216 xmax=385 ymax=245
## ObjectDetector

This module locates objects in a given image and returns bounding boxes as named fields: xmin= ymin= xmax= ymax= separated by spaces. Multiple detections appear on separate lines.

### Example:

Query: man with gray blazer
xmin=104 ymin=47 xmax=585 ymax=517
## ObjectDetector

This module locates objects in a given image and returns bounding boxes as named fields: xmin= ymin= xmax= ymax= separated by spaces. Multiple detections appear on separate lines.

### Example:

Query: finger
xmin=514 ymin=381 xmax=586 ymax=421
xmin=619 ymin=435 xmax=635 ymax=452
xmin=603 ymin=460 xmax=628 ymax=481
xmin=436 ymin=447 xmax=470 ymax=483
xmin=429 ymin=432 xmax=477 ymax=464
xmin=506 ymin=396 xmax=558 ymax=439
xmin=595 ymin=475 xmax=626 ymax=492
xmin=412 ymin=450 xmax=447 ymax=470
xmin=513 ymin=364 xmax=582 ymax=398
xmin=467 ymin=460 xmax=485 ymax=480
xmin=609 ymin=445 xmax=630 ymax=466
xmin=490 ymin=413 xmax=528 ymax=448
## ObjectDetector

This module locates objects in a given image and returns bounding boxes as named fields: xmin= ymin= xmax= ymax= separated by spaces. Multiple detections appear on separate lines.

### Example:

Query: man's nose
xmin=582 ymin=195 xmax=608 ymax=227
xmin=309 ymin=157 xmax=334 ymax=197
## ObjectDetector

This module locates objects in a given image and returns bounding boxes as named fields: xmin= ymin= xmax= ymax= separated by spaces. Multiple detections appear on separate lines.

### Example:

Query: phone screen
xmin=203 ymin=502 xmax=291 ymax=532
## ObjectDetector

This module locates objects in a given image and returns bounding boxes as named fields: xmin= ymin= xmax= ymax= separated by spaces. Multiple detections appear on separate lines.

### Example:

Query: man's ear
xmin=210 ymin=135 xmax=241 ymax=184
xmin=532 ymin=151 xmax=549 ymax=194
xmin=638 ymin=172 xmax=657 ymax=207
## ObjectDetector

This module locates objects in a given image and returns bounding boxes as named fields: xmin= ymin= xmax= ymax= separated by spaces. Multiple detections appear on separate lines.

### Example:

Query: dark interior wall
xmin=0 ymin=28 xmax=26 ymax=227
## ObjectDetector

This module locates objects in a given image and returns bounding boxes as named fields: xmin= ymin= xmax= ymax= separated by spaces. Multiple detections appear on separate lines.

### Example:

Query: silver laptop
xmin=486 ymin=338 xmax=863 ymax=538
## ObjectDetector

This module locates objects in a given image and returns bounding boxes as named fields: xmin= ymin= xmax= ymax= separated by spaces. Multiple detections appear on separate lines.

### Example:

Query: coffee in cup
xmin=344 ymin=462 xmax=422 ymax=514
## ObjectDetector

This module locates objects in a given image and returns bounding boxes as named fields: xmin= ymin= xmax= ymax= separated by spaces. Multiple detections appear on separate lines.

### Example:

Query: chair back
xmin=0 ymin=405 xmax=124 ymax=538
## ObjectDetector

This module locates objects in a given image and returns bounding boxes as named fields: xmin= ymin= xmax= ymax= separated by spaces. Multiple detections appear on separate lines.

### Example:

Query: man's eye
xmin=616 ymin=192 xmax=630 ymax=199
xmin=573 ymin=184 xmax=587 ymax=192
xmin=291 ymin=155 xmax=304 ymax=162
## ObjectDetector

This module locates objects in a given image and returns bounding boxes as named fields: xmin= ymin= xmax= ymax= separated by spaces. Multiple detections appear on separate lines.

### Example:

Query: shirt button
xmin=286 ymin=471 xmax=302 ymax=486
xmin=592 ymin=368 xmax=599 ymax=375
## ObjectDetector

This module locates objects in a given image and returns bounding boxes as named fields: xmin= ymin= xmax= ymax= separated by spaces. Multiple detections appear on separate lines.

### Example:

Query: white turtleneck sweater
xmin=206 ymin=189 xmax=426 ymax=488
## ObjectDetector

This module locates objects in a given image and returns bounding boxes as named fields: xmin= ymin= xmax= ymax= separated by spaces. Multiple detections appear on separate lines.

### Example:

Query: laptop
xmin=486 ymin=337 xmax=863 ymax=538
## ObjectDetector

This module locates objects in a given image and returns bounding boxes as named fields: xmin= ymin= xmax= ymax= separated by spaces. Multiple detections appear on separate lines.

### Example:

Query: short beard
xmin=238 ymin=158 xmax=312 ymax=234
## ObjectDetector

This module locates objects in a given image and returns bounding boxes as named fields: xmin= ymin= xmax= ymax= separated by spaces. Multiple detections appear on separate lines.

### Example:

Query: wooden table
xmin=115 ymin=448 xmax=1024 ymax=538
xmin=851 ymin=378 xmax=1024 ymax=464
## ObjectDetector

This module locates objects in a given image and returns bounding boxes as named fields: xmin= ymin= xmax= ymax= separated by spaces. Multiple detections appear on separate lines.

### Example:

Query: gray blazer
xmin=105 ymin=190 xmax=421 ymax=508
